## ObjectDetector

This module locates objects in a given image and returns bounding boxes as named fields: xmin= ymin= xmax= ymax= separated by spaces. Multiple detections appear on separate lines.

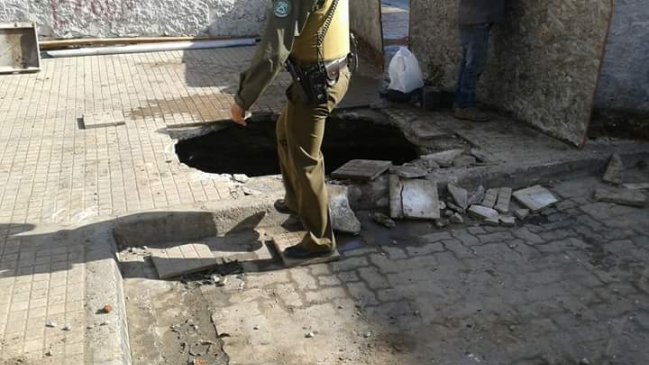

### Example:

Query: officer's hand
xmin=230 ymin=103 xmax=247 ymax=127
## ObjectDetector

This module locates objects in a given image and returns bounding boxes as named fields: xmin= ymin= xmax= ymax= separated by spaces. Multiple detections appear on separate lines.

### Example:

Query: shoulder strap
xmin=316 ymin=0 xmax=340 ymax=60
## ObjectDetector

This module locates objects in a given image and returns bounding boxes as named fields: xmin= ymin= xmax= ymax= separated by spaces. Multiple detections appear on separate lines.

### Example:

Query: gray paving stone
xmin=481 ymin=188 xmax=499 ymax=208
xmin=468 ymin=205 xmax=499 ymax=220
xmin=594 ymin=187 xmax=647 ymax=207
xmin=389 ymin=175 xmax=440 ymax=219
xmin=513 ymin=185 xmax=560 ymax=212
xmin=331 ymin=159 xmax=392 ymax=181
xmin=420 ymin=149 xmax=464 ymax=167
xmin=495 ymin=187 xmax=513 ymax=213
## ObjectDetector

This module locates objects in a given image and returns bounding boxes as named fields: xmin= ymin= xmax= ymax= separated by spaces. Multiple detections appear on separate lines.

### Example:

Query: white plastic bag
xmin=388 ymin=47 xmax=425 ymax=94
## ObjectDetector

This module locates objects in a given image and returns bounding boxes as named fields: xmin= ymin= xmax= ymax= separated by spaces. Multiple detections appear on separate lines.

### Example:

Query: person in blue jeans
xmin=454 ymin=0 xmax=505 ymax=122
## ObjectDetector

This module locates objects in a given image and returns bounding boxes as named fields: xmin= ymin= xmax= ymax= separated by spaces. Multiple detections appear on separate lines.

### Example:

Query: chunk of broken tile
xmin=332 ymin=159 xmax=392 ymax=181
xmin=594 ymin=188 xmax=647 ymax=208
xmin=480 ymin=188 xmax=498 ymax=209
xmin=328 ymin=185 xmax=362 ymax=235
xmin=500 ymin=216 xmax=516 ymax=227
xmin=514 ymin=209 xmax=530 ymax=220
xmin=388 ymin=165 xmax=428 ymax=179
xmin=450 ymin=213 xmax=464 ymax=224
xmin=372 ymin=212 xmax=396 ymax=228
xmin=468 ymin=205 xmax=499 ymax=220
xmin=447 ymin=183 xmax=468 ymax=210
xmin=468 ymin=185 xmax=486 ymax=206
xmin=420 ymin=149 xmax=464 ymax=168
xmin=602 ymin=153 xmax=623 ymax=186
xmin=453 ymin=155 xmax=477 ymax=168
xmin=513 ymin=185 xmax=559 ymax=212
xmin=389 ymin=175 xmax=440 ymax=219
xmin=495 ymin=187 xmax=512 ymax=213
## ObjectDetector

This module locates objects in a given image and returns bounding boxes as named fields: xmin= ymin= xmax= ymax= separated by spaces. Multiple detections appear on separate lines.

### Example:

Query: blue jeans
xmin=455 ymin=23 xmax=492 ymax=109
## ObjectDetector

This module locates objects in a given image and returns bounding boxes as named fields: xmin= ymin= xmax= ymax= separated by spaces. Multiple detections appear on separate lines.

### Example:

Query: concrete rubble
xmin=513 ymin=185 xmax=559 ymax=212
xmin=328 ymin=185 xmax=362 ymax=235
xmin=420 ymin=149 xmax=464 ymax=167
xmin=514 ymin=209 xmax=531 ymax=220
xmin=468 ymin=205 xmax=500 ymax=220
xmin=372 ymin=212 xmax=397 ymax=228
xmin=495 ymin=187 xmax=513 ymax=213
xmin=389 ymin=175 xmax=441 ymax=219
xmin=447 ymin=183 xmax=469 ymax=210
xmin=468 ymin=185 xmax=486 ymax=206
xmin=602 ymin=153 xmax=624 ymax=185
xmin=389 ymin=164 xmax=428 ymax=178
xmin=594 ymin=187 xmax=647 ymax=207
xmin=481 ymin=188 xmax=499 ymax=209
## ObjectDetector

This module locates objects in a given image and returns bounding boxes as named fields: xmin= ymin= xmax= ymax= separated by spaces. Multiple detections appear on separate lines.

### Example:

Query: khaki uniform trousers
xmin=276 ymin=67 xmax=351 ymax=252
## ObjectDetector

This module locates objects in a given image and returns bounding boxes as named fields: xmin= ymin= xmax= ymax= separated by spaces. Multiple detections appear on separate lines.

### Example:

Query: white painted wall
xmin=0 ymin=0 xmax=269 ymax=38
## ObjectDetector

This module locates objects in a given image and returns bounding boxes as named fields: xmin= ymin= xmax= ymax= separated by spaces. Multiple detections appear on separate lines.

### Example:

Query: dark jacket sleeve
xmin=235 ymin=0 xmax=318 ymax=110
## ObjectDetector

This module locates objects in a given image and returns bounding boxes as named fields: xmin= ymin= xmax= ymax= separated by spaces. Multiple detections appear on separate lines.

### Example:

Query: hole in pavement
xmin=175 ymin=117 xmax=420 ymax=177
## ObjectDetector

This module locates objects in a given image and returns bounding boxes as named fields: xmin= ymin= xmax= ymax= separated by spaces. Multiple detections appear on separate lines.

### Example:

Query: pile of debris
xmin=595 ymin=153 xmax=648 ymax=207
xmin=328 ymin=159 xmax=561 ymax=232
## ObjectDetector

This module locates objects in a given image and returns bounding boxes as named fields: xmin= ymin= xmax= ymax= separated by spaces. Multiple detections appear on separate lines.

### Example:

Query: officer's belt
xmin=295 ymin=56 xmax=348 ymax=81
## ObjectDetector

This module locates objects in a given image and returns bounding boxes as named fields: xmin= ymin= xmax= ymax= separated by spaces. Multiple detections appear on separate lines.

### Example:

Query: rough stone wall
xmin=0 ymin=0 xmax=269 ymax=38
xmin=350 ymin=0 xmax=383 ymax=55
xmin=410 ymin=0 xmax=613 ymax=146
xmin=596 ymin=0 xmax=649 ymax=113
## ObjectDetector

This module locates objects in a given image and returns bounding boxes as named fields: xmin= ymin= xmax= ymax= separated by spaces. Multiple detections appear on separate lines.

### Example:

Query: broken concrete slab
xmin=388 ymin=165 xmax=428 ymax=179
xmin=594 ymin=188 xmax=647 ymax=208
xmin=485 ymin=217 xmax=500 ymax=226
xmin=446 ymin=201 xmax=465 ymax=214
xmin=468 ymin=185 xmax=486 ymax=206
xmin=470 ymin=148 xmax=492 ymax=163
xmin=272 ymin=232 xmax=340 ymax=268
xmin=372 ymin=212 xmax=396 ymax=228
xmin=420 ymin=149 xmax=464 ymax=168
xmin=495 ymin=187 xmax=513 ymax=214
xmin=481 ymin=188 xmax=498 ymax=209
xmin=328 ymin=185 xmax=362 ymax=235
xmin=447 ymin=183 xmax=468 ymax=210
xmin=622 ymin=183 xmax=649 ymax=190
xmin=150 ymin=243 xmax=218 ymax=279
xmin=500 ymin=216 xmax=516 ymax=227
xmin=468 ymin=205 xmax=499 ymax=221
xmin=332 ymin=159 xmax=392 ymax=181
xmin=514 ymin=209 xmax=530 ymax=220
xmin=513 ymin=185 xmax=559 ymax=212
xmin=389 ymin=175 xmax=440 ymax=220
xmin=602 ymin=153 xmax=624 ymax=185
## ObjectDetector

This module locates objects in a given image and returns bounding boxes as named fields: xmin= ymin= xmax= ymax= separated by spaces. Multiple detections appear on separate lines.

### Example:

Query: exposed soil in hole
xmin=589 ymin=109 xmax=649 ymax=141
xmin=176 ymin=118 xmax=421 ymax=177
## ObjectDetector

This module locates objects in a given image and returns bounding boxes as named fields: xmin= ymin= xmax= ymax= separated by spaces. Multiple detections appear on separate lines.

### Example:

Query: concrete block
xmin=332 ymin=159 xmax=392 ymax=181
xmin=481 ymin=188 xmax=499 ymax=209
xmin=468 ymin=185 xmax=486 ymax=206
xmin=495 ymin=187 xmax=513 ymax=213
xmin=447 ymin=183 xmax=468 ymax=210
xmin=500 ymin=216 xmax=516 ymax=227
xmin=594 ymin=188 xmax=647 ymax=208
xmin=468 ymin=205 xmax=499 ymax=220
xmin=388 ymin=165 xmax=428 ymax=179
xmin=389 ymin=175 xmax=440 ymax=220
xmin=622 ymin=183 xmax=649 ymax=190
xmin=514 ymin=209 xmax=531 ymax=220
xmin=272 ymin=232 xmax=340 ymax=268
xmin=420 ymin=149 xmax=464 ymax=168
xmin=328 ymin=185 xmax=362 ymax=235
xmin=513 ymin=185 xmax=559 ymax=212
xmin=602 ymin=154 xmax=623 ymax=185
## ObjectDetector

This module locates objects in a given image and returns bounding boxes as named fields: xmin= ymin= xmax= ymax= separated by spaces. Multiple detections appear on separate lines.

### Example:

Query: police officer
xmin=230 ymin=0 xmax=351 ymax=259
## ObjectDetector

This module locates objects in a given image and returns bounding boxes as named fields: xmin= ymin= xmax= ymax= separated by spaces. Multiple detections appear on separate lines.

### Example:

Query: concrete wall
xmin=596 ymin=0 xmax=649 ymax=113
xmin=350 ymin=0 xmax=383 ymax=57
xmin=410 ymin=0 xmax=612 ymax=146
xmin=0 ymin=0 xmax=269 ymax=38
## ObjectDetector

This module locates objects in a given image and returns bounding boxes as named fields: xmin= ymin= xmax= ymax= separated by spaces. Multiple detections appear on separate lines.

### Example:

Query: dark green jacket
xmin=235 ymin=0 xmax=320 ymax=110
